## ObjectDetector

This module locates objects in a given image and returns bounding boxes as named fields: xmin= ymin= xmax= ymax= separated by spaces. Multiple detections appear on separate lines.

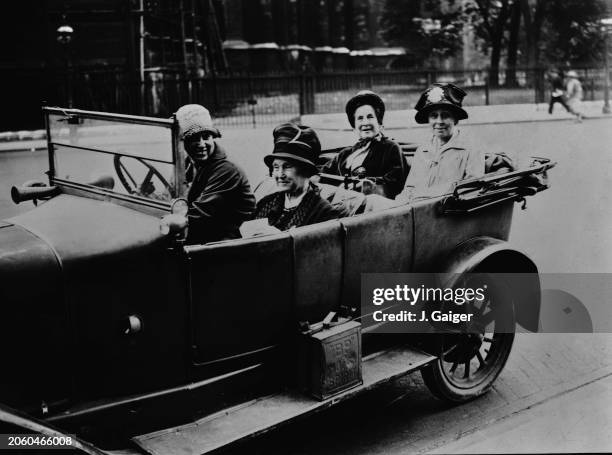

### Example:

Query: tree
xmin=505 ymin=0 xmax=522 ymax=86
xmin=519 ymin=0 xmax=548 ymax=70
xmin=379 ymin=0 xmax=464 ymax=67
xmin=543 ymin=0 xmax=607 ymax=65
xmin=464 ymin=0 xmax=514 ymax=86
xmin=465 ymin=0 xmax=605 ymax=83
xmin=380 ymin=0 xmax=608 ymax=75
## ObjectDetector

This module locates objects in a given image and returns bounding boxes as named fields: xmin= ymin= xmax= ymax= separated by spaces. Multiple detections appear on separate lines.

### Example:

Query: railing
xmin=1 ymin=66 xmax=607 ymax=131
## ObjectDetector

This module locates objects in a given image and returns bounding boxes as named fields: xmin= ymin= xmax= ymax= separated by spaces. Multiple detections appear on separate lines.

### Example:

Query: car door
xmin=185 ymin=218 xmax=348 ymax=378
xmin=185 ymin=232 xmax=294 ymax=374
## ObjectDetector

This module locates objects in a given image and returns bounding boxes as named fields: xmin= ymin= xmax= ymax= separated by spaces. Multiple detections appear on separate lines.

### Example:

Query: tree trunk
xmin=531 ymin=0 xmax=547 ymax=66
xmin=506 ymin=1 xmax=521 ymax=87
xmin=521 ymin=0 xmax=536 ymax=68
xmin=474 ymin=0 xmax=511 ymax=86
xmin=521 ymin=0 xmax=548 ymax=92
xmin=489 ymin=32 xmax=503 ymax=86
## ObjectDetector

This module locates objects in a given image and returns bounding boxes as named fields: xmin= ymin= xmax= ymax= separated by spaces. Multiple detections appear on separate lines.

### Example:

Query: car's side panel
xmin=0 ymin=224 xmax=70 ymax=410
xmin=291 ymin=220 xmax=344 ymax=323
xmin=341 ymin=206 xmax=415 ymax=323
xmin=186 ymin=234 xmax=293 ymax=369
xmin=437 ymin=236 xmax=541 ymax=331
xmin=412 ymin=198 xmax=514 ymax=271
xmin=8 ymin=195 xmax=188 ymax=401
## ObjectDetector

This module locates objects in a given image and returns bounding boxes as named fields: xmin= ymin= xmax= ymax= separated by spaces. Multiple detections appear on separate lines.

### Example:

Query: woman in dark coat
xmin=245 ymin=123 xmax=343 ymax=236
xmin=175 ymin=104 xmax=255 ymax=244
xmin=321 ymin=90 xmax=407 ymax=199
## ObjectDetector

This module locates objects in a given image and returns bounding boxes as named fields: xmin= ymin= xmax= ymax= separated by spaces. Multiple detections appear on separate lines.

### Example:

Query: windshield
xmin=46 ymin=109 xmax=180 ymax=203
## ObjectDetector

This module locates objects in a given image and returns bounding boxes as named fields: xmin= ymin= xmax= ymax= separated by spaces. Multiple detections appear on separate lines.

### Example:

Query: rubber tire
xmin=421 ymin=275 xmax=516 ymax=403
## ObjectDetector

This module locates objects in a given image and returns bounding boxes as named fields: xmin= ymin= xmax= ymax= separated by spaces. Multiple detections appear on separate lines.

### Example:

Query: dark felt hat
xmin=414 ymin=83 xmax=468 ymax=124
xmin=263 ymin=123 xmax=321 ymax=177
xmin=345 ymin=90 xmax=386 ymax=128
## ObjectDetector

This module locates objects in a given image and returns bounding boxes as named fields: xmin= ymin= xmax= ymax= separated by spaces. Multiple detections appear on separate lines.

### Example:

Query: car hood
xmin=7 ymin=194 xmax=164 ymax=263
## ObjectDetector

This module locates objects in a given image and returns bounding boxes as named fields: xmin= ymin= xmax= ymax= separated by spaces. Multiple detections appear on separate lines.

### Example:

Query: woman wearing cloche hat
xmin=396 ymin=83 xmax=485 ymax=202
xmin=175 ymin=104 xmax=255 ymax=244
xmin=321 ymin=90 xmax=407 ymax=199
xmin=244 ymin=123 xmax=344 ymax=236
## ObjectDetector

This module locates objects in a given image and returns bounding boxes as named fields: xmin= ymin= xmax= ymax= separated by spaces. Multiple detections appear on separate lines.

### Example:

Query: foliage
xmin=379 ymin=0 xmax=465 ymax=65
xmin=380 ymin=0 xmax=609 ymax=69
xmin=542 ymin=0 xmax=607 ymax=64
xmin=462 ymin=0 xmax=513 ymax=53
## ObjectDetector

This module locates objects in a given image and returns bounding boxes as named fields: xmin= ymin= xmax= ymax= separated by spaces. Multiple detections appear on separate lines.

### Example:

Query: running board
xmin=132 ymin=346 xmax=435 ymax=455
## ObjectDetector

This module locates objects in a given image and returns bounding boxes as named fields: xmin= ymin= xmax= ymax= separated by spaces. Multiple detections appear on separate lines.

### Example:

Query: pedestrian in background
xmin=565 ymin=70 xmax=584 ymax=122
xmin=547 ymin=68 xmax=570 ymax=115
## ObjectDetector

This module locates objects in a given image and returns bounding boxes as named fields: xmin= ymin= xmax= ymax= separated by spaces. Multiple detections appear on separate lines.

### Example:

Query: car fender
xmin=437 ymin=236 xmax=541 ymax=332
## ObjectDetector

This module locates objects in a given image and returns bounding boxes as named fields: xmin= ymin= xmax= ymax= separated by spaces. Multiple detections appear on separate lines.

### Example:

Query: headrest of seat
xmin=316 ymin=183 xmax=366 ymax=217
xmin=361 ymin=194 xmax=400 ymax=213
xmin=485 ymin=152 xmax=515 ymax=175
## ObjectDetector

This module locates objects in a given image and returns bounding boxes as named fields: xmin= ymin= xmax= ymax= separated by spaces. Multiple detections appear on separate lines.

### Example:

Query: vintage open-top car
xmin=1 ymin=107 xmax=554 ymax=454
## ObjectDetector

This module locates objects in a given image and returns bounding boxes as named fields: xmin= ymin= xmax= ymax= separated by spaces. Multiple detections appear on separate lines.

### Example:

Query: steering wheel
xmin=113 ymin=155 xmax=174 ymax=198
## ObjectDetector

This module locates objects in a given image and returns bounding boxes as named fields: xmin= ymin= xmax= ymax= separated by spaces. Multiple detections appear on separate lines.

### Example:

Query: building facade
xmin=215 ymin=0 xmax=404 ymax=72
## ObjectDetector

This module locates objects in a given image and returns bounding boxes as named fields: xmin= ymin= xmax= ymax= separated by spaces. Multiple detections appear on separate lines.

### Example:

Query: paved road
xmin=2 ymin=116 xmax=612 ymax=454
xmin=243 ymin=335 xmax=612 ymax=455
xmin=430 ymin=369 xmax=612 ymax=454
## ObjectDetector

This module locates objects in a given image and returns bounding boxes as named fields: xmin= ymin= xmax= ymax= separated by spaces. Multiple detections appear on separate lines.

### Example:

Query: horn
xmin=11 ymin=184 xmax=60 ymax=204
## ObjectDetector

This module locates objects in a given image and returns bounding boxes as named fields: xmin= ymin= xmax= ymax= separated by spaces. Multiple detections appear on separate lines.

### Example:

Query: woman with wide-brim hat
xmin=396 ymin=83 xmax=485 ymax=202
xmin=245 ymin=123 xmax=344 ymax=235
xmin=321 ymin=90 xmax=407 ymax=199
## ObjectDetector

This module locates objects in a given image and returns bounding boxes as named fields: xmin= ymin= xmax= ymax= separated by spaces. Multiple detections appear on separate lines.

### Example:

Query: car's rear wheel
xmin=421 ymin=275 xmax=515 ymax=403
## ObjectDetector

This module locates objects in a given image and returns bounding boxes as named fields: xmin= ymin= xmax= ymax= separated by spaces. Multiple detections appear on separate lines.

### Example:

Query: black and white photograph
xmin=1 ymin=0 xmax=611 ymax=454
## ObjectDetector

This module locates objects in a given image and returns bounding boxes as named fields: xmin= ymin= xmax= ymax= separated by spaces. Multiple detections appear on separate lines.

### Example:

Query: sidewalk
xmin=0 ymin=101 xmax=610 ymax=152
xmin=429 ymin=371 xmax=612 ymax=454
xmin=304 ymin=100 xmax=611 ymax=131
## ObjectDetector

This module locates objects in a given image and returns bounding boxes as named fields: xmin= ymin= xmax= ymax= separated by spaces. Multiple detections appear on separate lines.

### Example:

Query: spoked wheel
xmin=421 ymin=274 xmax=515 ymax=403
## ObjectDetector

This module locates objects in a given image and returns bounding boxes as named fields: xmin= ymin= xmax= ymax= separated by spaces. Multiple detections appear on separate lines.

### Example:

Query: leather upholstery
xmin=485 ymin=152 xmax=515 ymax=175
xmin=362 ymin=194 xmax=400 ymax=213
xmin=322 ymin=184 xmax=367 ymax=216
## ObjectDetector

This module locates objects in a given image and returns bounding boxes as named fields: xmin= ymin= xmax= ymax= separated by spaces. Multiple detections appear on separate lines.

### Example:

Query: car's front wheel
xmin=421 ymin=275 xmax=515 ymax=403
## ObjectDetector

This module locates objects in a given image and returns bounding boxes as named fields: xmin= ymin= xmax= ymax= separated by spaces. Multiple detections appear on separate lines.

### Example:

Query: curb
xmin=305 ymin=101 xmax=612 ymax=131
xmin=313 ymin=112 xmax=612 ymax=132
xmin=0 ymin=129 xmax=46 ymax=143
xmin=1 ymin=103 xmax=610 ymax=142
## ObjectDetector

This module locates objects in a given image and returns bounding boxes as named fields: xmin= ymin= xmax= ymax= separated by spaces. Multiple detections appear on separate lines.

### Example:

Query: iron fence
xmin=1 ymin=66 xmax=607 ymax=131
